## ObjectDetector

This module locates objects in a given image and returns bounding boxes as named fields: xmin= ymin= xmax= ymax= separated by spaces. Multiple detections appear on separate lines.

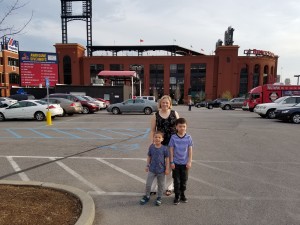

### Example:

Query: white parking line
xmin=6 ymin=156 xmax=30 ymax=181
xmin=96 ymin=158 xmax=146 ymax=184
xmin=49 ymin=157 xmax=105 ymax=194
xmin=189 ymin=175 xmax=244 ymax=197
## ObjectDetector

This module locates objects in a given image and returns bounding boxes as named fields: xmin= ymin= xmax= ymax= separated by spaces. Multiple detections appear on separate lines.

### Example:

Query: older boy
xmin=169 ymin=118 xmax=193 ymax=205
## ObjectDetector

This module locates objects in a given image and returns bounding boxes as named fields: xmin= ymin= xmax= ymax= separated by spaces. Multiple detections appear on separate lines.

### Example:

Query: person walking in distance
xmin=150 ymin=95 xmax=179 ymax=196
xmin=169 ymin=118 xmax=193 ymax=205
xmin=140 ymin=131 xmax=170 ymax=206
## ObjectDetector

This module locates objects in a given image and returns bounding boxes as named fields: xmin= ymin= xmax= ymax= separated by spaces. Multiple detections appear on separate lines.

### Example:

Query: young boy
xmin=169 ymin=118 xmax=193 ymax=205
xmin=140 ymin=131 xmax=170 ymax=206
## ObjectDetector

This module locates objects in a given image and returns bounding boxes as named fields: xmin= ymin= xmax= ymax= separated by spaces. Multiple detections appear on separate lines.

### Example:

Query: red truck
xmin=242 ymin=84 xmax=300 ymax=111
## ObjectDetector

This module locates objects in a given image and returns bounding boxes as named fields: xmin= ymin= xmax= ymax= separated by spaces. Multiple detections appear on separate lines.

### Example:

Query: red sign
xmin=19 ymin=51 xmax=58 ymax=87
xmin=244 ymin=49 xmax=275 ymax=57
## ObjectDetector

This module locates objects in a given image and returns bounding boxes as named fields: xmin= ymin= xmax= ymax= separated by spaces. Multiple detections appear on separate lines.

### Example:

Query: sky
xmin=1 ymin=0 xmax=300 ymax=84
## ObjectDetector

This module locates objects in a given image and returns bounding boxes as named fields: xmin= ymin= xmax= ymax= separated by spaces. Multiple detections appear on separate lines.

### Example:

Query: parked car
xmin=0 ymin=97 xmax=18 ymax=106
xmin=0 ymin=103 xmax=8 ymax=108
xmin=194 ymin=101 xmax=207 ymax=108
xmin=81 ymin=96 xmax=106 ymax=110
xmin=220 ymin=97 xmax=245 ymax=110
xmin=41 ymin=97 xmax=83 ymax=116
xmin=136 ymin=96 xmax=156 ymax=102
xmin=206 ymin=98 xmax=229 ymax=109
xmin=107 ymin=98 xmax=158 ymax=115
xmin=274 ymin=104 xmax=300 ymax=124
xmin=0 ymin=100 xmax=63 ymax=121
xmin=96 ymin=98 xmax=110 ymax=106
xmin=48 ymin=93 xmax=98 ymax=114
xmin=254 ymin=96 xmax=300 ymax=119
xmin=9 ymin=94 xmax=35 ymax=101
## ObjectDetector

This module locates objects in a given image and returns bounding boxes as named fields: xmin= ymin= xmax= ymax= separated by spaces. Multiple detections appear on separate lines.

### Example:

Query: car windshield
xmin=75 ymin=96 xmax=87 ymax=101
xmin=274 ymin=97 xmax=286 ymax=103
xmin=82 ymin=96 xmax=93 ymax=101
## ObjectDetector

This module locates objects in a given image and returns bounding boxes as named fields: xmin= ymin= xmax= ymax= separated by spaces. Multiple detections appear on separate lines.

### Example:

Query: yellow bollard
xmin=46 ymin=111 xmax=52 ymax=126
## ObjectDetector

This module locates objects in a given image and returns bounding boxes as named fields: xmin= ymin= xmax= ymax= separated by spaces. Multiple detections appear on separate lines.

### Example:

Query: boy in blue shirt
xmin=169 ymin=118 xmax=193 ymax=205
xmin=140 ymin=131 xmax=170 ymax=206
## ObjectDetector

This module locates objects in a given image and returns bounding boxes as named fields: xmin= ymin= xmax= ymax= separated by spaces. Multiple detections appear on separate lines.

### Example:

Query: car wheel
xmin=112 ymin=107 xmax=120 ymax=115
xmin=224 ymin=105 xmax=231 ymax=110
xmin=208 ymin=105 xmax=213 ymax=109
xmin=62 ymin=109 xmax=66 ymax=117
xmin=291 ymin=113 xmax=300 ymax=124
xmin=82 ymin=107 xmax=90 ymax=114
xmin=144 ymin=107 xmax=152 ymax=115
xmin=34 ymin=112 xmax=45 ymax=121
xmin=267 ymin=109 xmax=276 ymax=119
xmin=0 ymin=113 xmax=5 ymax=121
xmin=196 ymin=105 xmax=201 ymax=108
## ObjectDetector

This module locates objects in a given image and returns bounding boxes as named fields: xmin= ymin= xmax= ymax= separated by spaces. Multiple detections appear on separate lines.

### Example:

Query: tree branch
xmin=0 ymin=0 xmax=33 ymax=39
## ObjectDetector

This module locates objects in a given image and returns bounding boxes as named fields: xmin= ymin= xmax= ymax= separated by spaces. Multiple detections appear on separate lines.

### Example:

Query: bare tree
xmin=0 ymin=0 xmax=33 ymax=39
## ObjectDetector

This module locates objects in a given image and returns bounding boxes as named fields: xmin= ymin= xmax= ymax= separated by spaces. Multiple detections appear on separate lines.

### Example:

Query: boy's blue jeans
xmin=172 ymin=164 xmax=188 ymax=196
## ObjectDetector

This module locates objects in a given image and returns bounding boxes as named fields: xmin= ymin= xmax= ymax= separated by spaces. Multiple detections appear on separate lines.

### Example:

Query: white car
xmin=0 ymin=100 xmax=63 ymax=121
xmin=254 ymin=96 xmax=300 ymax=119
xmin=81 ymin=96 xmax=106 ymax=110
xmin=0 ymin=97 xmax=18 ymax=106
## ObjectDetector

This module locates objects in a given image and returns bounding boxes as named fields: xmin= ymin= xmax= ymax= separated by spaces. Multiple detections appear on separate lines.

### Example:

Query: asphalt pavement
xmin=0 ymin=106 xmax=299 ymax=225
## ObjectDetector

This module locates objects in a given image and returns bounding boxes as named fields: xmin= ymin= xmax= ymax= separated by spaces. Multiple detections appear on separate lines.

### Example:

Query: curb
xmin=0 ymin=180 xmax=95 ymax=225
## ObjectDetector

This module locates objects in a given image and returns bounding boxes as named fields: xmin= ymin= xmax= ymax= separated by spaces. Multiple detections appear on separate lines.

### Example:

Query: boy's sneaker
xmin=140 ymin=196 xmax=150 ymax=205
xmin=180 ymin=195 xmax=188 ymax=203
xmin=173 ymin=197 xmax=180 ymax=205
xmin=155 ymin=197 xmax=162 ymax=206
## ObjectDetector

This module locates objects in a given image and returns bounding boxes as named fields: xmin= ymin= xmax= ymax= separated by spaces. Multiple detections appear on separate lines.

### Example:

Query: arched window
xmin=63 ymin=55 xmax=72 ymax=84
xmin=253 ymin=64 xmax=260 ymax=87
xmin=263 ymin=65 xmax=269 ymax=84
xmin=239 ymin=64 xmax=248 ymax=96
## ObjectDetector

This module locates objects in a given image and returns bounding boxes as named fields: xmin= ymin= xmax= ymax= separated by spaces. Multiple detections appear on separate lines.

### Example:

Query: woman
xmin=150 ymin=95 xmax=179 ymax=196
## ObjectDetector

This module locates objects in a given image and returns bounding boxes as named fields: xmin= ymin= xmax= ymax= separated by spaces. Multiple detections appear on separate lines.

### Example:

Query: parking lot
xmin=0 ymin=106 xmax=299 ymax=225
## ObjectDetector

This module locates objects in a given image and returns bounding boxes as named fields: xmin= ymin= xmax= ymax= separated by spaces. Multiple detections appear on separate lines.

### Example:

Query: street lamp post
xmin=294 ymin=75 xmax=300 ymax=85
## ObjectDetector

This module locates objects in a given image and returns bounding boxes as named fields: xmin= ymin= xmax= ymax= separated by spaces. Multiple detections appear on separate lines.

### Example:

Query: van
xmin=136 ymin=96 xmax=156 ymax=102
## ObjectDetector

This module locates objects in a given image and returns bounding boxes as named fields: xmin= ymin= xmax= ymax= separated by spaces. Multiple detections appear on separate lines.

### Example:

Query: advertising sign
xmin=7 ymin=38 xmax=19 ymax=53
xmin=19 ymin=51 xmax=58 ymax=87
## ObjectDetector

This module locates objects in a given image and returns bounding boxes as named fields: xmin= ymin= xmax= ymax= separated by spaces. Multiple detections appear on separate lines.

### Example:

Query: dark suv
xmin=206 ymin=98 xmax=229 ymax=109
xmin=49 ymin=93 xmax=98 ymax=114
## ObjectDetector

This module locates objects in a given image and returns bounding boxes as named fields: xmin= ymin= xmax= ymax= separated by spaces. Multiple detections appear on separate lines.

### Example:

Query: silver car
xmin=107 ymin=99 xmax=158 ymax=115
xmin=41 ymin=97 xmax=83 ymax=116
xmin=220 ymin=97 xmax=245 ymax=110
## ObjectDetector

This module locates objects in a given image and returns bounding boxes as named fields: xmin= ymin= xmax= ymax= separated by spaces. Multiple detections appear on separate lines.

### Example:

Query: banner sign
xmin=244 ymin=49 xmax=275 ymax=57
xmin=19 ymin=51 xmax=58 ymax=87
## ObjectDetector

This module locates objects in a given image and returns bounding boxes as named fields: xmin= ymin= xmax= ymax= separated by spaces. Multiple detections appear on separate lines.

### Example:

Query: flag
xmin=140 ymin=39 xmax=144 ymax=43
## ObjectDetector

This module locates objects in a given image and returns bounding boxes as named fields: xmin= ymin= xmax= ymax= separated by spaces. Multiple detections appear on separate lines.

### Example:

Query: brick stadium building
xmin=54 ymin=43 xmax=278 ymax=103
